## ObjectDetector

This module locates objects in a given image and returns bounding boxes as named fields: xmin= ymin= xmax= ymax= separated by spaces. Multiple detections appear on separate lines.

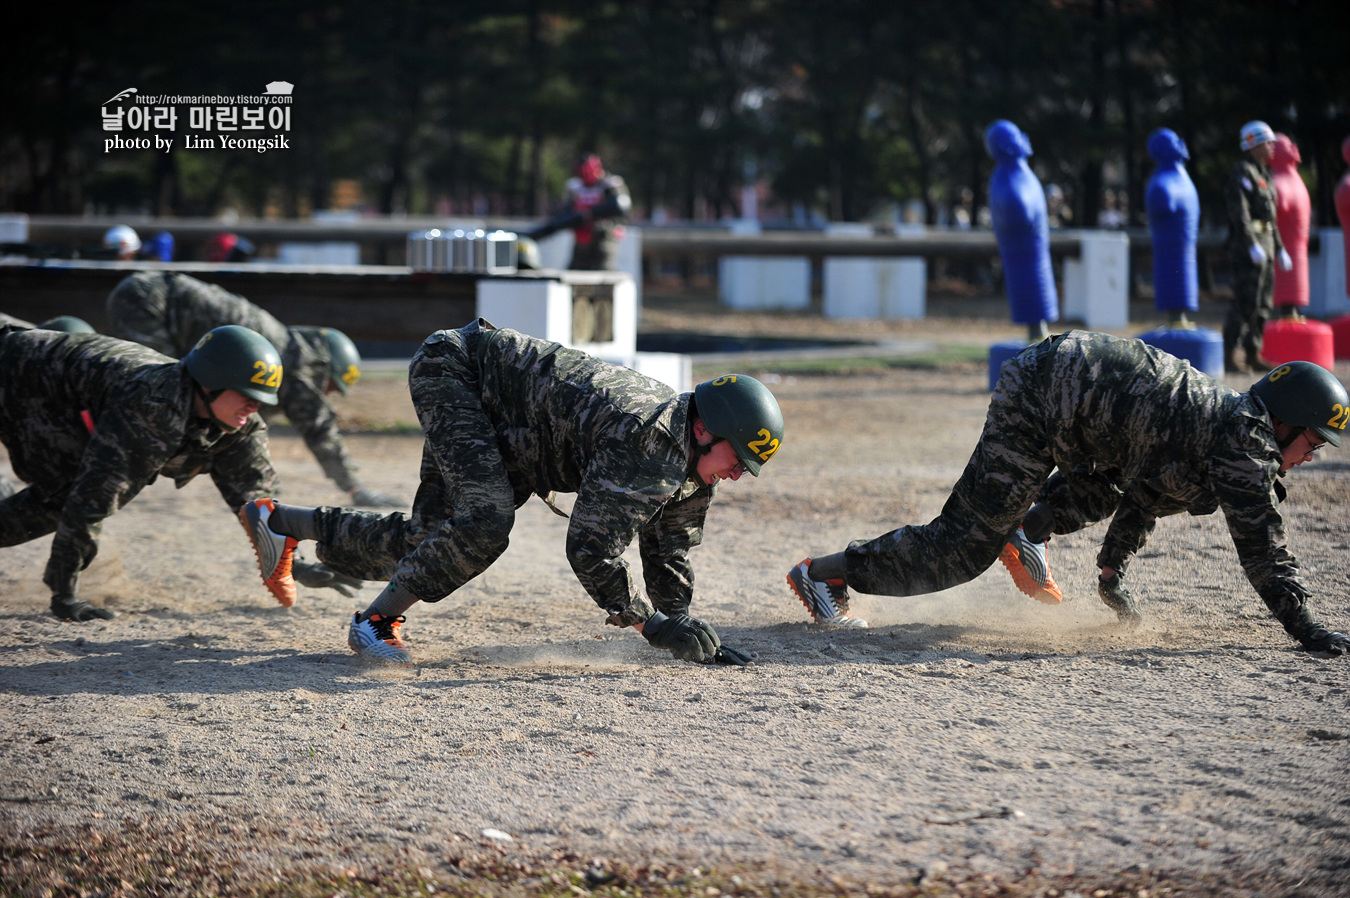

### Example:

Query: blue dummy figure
xmin=143 ymin=231 xmax=175 ymax=262
xmin=985 ymin=120 xmax=1058 ymax=339
xmin=1145 ymin=129 xmax=1199 ymax=326
xmin=1137 ymin=127 xmax=1222 ymax=376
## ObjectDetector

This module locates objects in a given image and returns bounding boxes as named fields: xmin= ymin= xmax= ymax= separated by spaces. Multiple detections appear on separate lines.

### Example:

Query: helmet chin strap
xmin=687 ymin=420 xmax=723 ymax=478
xmin=193 ymin=382 xmax=239 ymax=431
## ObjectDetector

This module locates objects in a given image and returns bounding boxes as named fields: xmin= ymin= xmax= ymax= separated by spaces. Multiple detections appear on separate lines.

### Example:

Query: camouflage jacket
xmin=269 ymin=327 xmax=359 ymax=492
xmin=1224 ymin=157 xmax=1285 ymax=258
xmin=0 ymin=329 xmax=278 ymax=597
xmin=469 ymin=326 xmax=712 ymax=622
xmin=108 ymin=272 xmax=358 ymax=491
xmin=1042 ymin=331 xmax=1305 ymax=621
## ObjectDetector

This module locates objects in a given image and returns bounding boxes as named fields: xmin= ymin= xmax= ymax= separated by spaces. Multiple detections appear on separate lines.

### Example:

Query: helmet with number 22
xmin=694 ymin=374 xmax=784 ymax=476
xmin=185 ymin=325 xmax=283 ymax=406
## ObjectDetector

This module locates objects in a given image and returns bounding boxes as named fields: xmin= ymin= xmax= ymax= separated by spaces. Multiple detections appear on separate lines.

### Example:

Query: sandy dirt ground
xmin=2 ymin=294 xmax=1349 ymax=897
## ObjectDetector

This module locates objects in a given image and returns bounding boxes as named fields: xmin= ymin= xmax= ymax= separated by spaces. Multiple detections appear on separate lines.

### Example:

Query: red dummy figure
xmin=1337 ymin=137 xmax=1350 ymax=299
xmin=1271 ymin=134 xmax=1310 ymax=309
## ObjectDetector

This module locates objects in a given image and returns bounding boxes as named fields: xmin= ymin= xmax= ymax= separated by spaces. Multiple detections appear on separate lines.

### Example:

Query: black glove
xmin=641 ymin=611 xmax=720 ymax=663
xmin=51 ymin=595 xmax=115 ymax=621
xmin=1098 ymin=573 xmax=1142 ymax=626
xmin=1294 ymin=624 xmax=1350 ymax=656
xmin=350 ymin=487 xmax=407 ymax=508
xmin=702 ymin=645 xmax=755 ymax=666
xmin=292 ymin=560 xmax=364 ymax=597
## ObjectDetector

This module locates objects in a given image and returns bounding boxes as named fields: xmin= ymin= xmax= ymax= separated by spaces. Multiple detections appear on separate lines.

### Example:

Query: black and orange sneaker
xmin=998 ymin=527 xmax=1063 ymax=605
xmin=786 ymin=558 xmax=868 ymax=627
xmin=238 ymin=498 xmax=299 ymax=607
xmin=347 ymin=612 xmax=412 ymax=665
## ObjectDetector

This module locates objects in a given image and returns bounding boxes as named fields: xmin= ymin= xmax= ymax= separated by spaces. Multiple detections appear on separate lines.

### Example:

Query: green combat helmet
xmin=694 ymin=374 xmax=784 ymax=475
xmin=185 ymin=325 xmax=283 ymax=406
xmin=319 ymin=327 xmax=362 ymax=395
xmin=39 ymin=316 xmax=96 ymax=334
xmin=1251 ymin=360 xmax=1349 ymax=447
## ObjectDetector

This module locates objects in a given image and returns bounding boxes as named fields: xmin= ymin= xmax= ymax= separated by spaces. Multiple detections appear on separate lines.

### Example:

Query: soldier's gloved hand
xmin=702 ymin=645 xmax=755 ymax=666
xmin=51 ymin=595 xmax=115 ymax=621
xmin=641 ymin=611 xmax=720 ymax=663
xmin=1294 ymin=623 xmax=1350 ymax=656
xmin=1278 ymin=249 xmax=1293 ymax=272
xmin=350 ymin=487 xmax=407 ymax=508
xmin=292 ymin=560 xmax=364 ymax=597
xmin=1098 ymin=572 xmax=1143 ymax=626
xmin=1248 ymin=243 xmax=1267 ymax=266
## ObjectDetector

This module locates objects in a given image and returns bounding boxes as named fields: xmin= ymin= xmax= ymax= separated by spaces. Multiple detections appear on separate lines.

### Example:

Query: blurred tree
xmin=2 ymin=0 xmax=1346 ymax=229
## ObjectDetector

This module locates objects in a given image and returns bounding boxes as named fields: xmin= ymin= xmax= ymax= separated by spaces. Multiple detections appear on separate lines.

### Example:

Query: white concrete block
xmin=476 ymin=278 xmax=574 ymax=343
xmin=476 ymin=275 xmax=637 ymax=359
xmin=0 ymin=214 xmax=29 ymax=242
xmin=1309 ymin=228 xmax=1349 ymax=318
xmin=278 ymin=242 xmax=361 ymax=265
xmin=536 ymin=230 xmax=573 ymax=270
xmin=600 ymin=351 xmax=692 ymax=394
xmin=718 ymin=256 xmax=811 ymax=309
xmin=1061 ymin=230 xmax=1129 ymax=329
xmin=823 ymin=257 xmax=926 ymax=319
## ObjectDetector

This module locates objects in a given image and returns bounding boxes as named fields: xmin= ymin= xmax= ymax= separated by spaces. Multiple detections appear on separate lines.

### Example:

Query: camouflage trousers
xmin=1031 ymin=467 xmax=1153 ymax=575
xmin=568 ymin=236 xmax=620 ymax=272
xmin=106 ymin=276 xmax=177 ymax=357
xmin=0 ymin=355 xmax=93 ymax=552
xmin=311 ymin=321 xmax=517 ymax=602
xmin=1222 ymin=240 xmax=1275 ymax=359
xmin=843 ymin=339 xmax=1063 ymax=597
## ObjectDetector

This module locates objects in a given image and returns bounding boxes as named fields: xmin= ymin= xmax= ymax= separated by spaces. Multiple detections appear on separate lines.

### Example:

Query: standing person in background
xmin=1223 ymin=121 xmax=1293 ymax=374
xmin=562 ymin=154 xmax=631 ymax=271
xmin=106 ymin=271 xmax=406 ymax=509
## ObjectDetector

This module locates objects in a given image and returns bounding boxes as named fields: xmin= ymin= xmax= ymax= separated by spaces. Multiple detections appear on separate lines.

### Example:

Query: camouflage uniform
xmin=0 ymin=317 xmax=32 ymax=497
xmin=842 ymin=330 xmax=1318 ymax=633
xmin=311 ymin=320 xmax=712 ymax=626
xmin=1223 ymin=156 xmax=1285 ymax=365
xmin=107 ymin=272 xmax=361 ymax=492
xmin=0 ymin=329 xmax=278 ymax=599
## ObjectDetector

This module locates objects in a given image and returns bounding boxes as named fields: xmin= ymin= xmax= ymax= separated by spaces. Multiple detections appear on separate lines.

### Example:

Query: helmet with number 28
xmin=693 ymin=374 xmax=784 ymax=476
xmin=320 ymin=327 xmax=362 ymax=395
xmin=1250 ymin=361 xmax=1349 ymax=447
xmin=185 ymin=325 xmax=283 ymax=406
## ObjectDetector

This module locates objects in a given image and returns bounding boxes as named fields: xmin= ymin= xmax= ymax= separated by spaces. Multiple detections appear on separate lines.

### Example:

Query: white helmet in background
xmin=102 ymin=225 xmax=142 ymax=258
xmin=1239 ymin=121 xmax=1276 ymax=152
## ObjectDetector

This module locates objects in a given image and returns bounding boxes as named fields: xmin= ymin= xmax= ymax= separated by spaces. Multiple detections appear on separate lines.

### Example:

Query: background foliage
xmin=4 ymin=0 xmax=1348 ymax=230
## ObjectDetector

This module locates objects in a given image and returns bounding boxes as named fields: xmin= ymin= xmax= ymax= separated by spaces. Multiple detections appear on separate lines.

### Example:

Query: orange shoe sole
xmin=237 ymin=503 xmax=299 ymax=608
xmin=998 ymin=543 xmax=1063 ymax=605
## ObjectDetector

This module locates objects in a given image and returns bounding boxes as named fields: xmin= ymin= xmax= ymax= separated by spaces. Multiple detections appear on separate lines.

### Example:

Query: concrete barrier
xmin=718 ymin=220 xmax=810 ymax=310
xmin=1061 ymin=230 xmax=1129 ymax=329
xmin=823 ymin=222 xmax=926 ymax=319
xmin=1308 ymin=227 xmax=1348 ymax=319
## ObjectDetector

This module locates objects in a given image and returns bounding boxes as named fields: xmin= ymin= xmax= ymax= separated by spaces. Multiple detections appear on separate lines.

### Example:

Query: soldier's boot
xmin=999 ymin=528 xmax=1063 ymax=605
xmin=238 ymin=498 xmax=299 ymax=607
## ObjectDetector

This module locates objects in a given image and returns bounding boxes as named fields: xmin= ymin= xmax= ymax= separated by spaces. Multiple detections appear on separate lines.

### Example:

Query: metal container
xmin=431 ymin=231 xmax=451 ymax=271
xmin=450 ymin=229 xmax=472 ymax=272
xmin=462 ymin=229 xmax=488 ymax=272
xmin=406 ymin=229 xmax=440 ymax=271
xmin=483 ymin=230 xmax=518 ymax=274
